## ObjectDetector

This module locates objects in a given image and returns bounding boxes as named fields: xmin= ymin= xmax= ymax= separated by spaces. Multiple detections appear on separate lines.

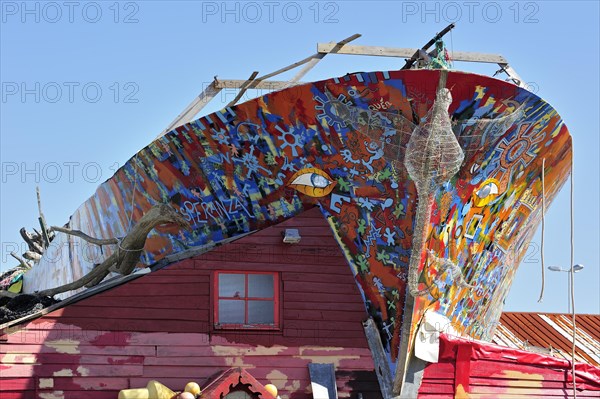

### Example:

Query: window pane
xmin=219 ymin=274 xmax=245 ymax=298
xmin=248 ymin=274 xmax=274 ymax=298
xmin=248 ymin=300 xmax=274 ymax=324
xmin=219 ymin=300 xmax=245 ymax=324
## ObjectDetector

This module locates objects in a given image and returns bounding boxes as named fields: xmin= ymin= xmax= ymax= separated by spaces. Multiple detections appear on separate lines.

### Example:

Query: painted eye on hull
xmin=287 ymin=168 xmax=336 ymax=197
xmin=473 ymin=178 xmax=500 ymax=207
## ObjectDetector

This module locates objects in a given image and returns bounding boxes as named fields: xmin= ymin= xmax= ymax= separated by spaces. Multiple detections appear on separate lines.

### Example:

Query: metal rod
xmin=402 ymin=23 xmax=456 ymax=70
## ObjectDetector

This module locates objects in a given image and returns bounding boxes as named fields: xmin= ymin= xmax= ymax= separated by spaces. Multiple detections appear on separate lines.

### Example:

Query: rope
xmin=538 ymin=158 xmax=546 ymax=302
xmin=570 ymin=150 xmax=577 ymax=398
xmin=450 ymin=29 xmax=454 ymax=67
xmin=126 ymin=154 xmax=140 ymax=233
xmin=116 ymin=237 xmax=145 ymax=253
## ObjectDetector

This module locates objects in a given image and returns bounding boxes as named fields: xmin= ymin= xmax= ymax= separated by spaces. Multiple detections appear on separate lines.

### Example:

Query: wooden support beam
xmin=226 ymin=71 xmax=259 ymax=107
xmin=158 ymin=33 xmax=361 ymax=136
xmin=255 ymin=33 xmax=361 ymax=85
xmin=497 ymin=63 xmax=525 ymax=87
xmin=398 ymin=353 xmax=427 ymax=399
xmin=287 ymin=33 xmax=361 ymax=86
xmin=317 ymin=43 xmax=507 ymax=64
xmin=157 ymin=80 xmax=221 ymax=138
xmin=214 ymin=79 xmax=297 ymax=90
xmin=255 ymin=53 xmax=318 ymax=81
xmin=393 ymin=295 xmax=416 ymax=395
xmin=363 ymin=318 xmax=395 ymax=398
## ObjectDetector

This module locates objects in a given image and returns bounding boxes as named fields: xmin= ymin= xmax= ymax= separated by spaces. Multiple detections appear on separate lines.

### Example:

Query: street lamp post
xmin=547 ymin=264 xmax=584 ymax=313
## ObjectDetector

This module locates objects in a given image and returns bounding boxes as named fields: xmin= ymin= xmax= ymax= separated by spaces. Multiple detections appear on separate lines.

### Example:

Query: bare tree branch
xmin=36 ymin=186 xmax=51 ymax=248
xmin=20 ymin=227 xmax=45 ymax=254
xmin=36 ymin=204 xmax=190 ymax=298
xmin=50 ymin=226 xmax=119 ymax=246
xmin=23 ymin=251 xmax=42 ymax=262
xmin=10 ymin=252 xmax=31 ymax=270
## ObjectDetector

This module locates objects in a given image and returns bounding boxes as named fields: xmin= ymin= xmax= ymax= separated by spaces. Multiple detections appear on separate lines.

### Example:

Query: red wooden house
xmin=1 ymin=207 xmax=383 ymax=399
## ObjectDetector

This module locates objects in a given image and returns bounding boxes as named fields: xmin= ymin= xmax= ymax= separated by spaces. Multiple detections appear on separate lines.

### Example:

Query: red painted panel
xmin=0 ymin=378 xmax=35 ymax=390
xmin=418 ymin=334 xmax=600 ymax=398
xmin=0 ymin=391 xmax=36 ymax=399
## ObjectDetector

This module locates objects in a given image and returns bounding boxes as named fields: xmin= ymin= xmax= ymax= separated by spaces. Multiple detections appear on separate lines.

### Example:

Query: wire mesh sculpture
xmin=403 ymin=86 xmax=465 ymax=296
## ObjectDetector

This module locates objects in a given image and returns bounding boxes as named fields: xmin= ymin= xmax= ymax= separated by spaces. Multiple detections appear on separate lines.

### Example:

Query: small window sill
xmin=214 ymin=323 xmax=281 ymax=331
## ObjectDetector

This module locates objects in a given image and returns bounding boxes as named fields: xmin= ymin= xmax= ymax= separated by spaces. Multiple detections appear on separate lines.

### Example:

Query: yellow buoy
xmin=264 ymin=384 xmax=278 ymax=397
xmin=184 ymin=382 xmax=201 ymax=396
xmin=118 ymin=380 xmax=176 ymax=399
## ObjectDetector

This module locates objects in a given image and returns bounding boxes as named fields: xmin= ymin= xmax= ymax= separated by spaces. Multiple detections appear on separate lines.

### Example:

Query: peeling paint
xmin=295 ymin=354 xmax=359 ymax=368
xmin=299 ymin=346 xmax=343 ymax=355
xmin=39 ymin=378 xmax=54 ymax=389
xmin=76 ymin=365 xmax=90 ymax=376
xmin=266 ymin=370 xmax=301 ymax=399
xmin=455 ymin=384 xmax=469 ymax=399
xmin=39 ymin=390 xmax=65 ymax=399
xmin=497 ymin=370 xmax=543 ymax=385
xmin=266 ymin=369 xmax=289 ymax=391
xmin=1 ymin=353 xmax=36 ymax=364
xmin=213 ymin=345 xmax=288 ymax=369
xmin=212 ymin=345 xmax=287 ymax=356
xmin=223 ymin=356 xmax=252 ymax=368
xmin=53 ymin=368 xmax=74 ymax=377
xmin=45 ymin=339 xmax=80 ymax=354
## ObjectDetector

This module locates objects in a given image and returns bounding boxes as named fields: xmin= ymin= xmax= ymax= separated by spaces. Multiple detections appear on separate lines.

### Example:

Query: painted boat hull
xmin=24 ymin=69 xmax=572 ymax=374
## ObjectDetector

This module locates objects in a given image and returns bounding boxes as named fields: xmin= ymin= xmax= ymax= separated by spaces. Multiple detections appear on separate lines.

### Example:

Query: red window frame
xmin=213 ymin=271 xmax=280 ymax=330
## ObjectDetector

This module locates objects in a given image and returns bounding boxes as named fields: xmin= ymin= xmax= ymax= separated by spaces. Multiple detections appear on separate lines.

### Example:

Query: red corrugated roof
xmin=493 ymin=312 xmax=600 ymax=366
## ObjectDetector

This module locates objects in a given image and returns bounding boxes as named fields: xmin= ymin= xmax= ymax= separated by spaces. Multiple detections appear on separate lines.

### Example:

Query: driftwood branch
xmin=36 ymin=204 xmax=190 ymax=298
xmin=36 ymin=186 xmax=51 ymax=248
xmin=23 ymin=251 xmax=42 ymax=262
xmin=10 ymin=252 xmax=31 ymax=270
xmin=20 ymin=227 xmax=45 ymax=254
xmin=50 ymin=226 xmax=119 ymax=246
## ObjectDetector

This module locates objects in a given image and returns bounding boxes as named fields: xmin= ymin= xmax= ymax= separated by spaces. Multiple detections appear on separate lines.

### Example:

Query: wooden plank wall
xmin=418 ymin=335 xmax=600 ymax=398
xmin=0 ymin=207 xmax=382 ymax=399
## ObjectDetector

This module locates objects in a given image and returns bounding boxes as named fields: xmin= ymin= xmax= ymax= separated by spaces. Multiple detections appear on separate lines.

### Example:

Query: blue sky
xmin=1 ymin=1 xmax=598 ymax=315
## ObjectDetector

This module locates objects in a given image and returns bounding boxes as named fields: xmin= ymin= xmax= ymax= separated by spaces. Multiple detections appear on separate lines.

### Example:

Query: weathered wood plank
xmin=214 ymin=79 xmax=293 ymax=90
xmin=50 ymin=377 xmax=129 ymax=390
xmin=317 ymin=43 xmax=507 ymax=64
xmin=363 ymin=318 xmax=394 ymax=398
xmin=1 ymin=353 xmax=143 ymax=365
xmin=0 ymin=344 xmax=156 ymax=356
xmin=0 ymin=363 xmax=143 ymax=377
xmin=0 ymin=378 xmax=35 ymax=390
xmin=158 ymin=81 xmax=221 ymax=138
xmin=45 ymin=306 xmax=209 ymax=321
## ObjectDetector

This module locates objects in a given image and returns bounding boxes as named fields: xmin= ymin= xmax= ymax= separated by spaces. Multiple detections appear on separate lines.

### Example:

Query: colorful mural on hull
xmin=24 ymin=69 xmax=572 ymax=372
